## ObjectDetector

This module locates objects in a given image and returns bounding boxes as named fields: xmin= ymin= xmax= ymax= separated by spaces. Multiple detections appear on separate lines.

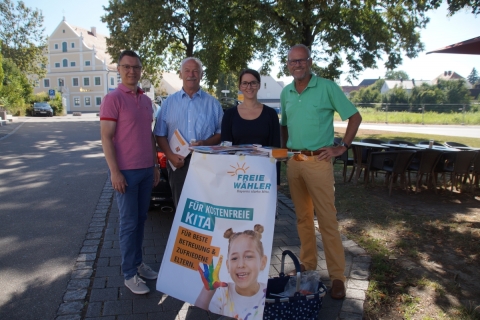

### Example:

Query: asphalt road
xmin=0 ymin=115 xmax=107 ymax=319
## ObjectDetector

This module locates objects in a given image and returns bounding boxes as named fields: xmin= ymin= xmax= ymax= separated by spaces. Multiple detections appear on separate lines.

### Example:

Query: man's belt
xmin=288 ymin=149 xmax=321 ymax=156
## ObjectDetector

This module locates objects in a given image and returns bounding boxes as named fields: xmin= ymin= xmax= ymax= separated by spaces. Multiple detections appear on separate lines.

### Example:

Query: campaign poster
xmin=156 ymin=152 xmax=277 ymax=319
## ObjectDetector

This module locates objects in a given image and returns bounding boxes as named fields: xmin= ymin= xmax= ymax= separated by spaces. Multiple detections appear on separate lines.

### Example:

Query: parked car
xmin=32 ymin=102 xmax=53 ymax=117
xmin=151 ymin=106 xmax=174 ymax=212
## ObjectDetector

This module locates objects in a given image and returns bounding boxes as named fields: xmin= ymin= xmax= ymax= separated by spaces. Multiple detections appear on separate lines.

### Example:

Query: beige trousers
xmin=287 ymin=156 xmax=346 ymax=282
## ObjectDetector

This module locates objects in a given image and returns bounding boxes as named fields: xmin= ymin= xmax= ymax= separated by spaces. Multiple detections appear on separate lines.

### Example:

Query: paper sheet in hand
xmin=168 ymin=129 xmax=190 ymax=171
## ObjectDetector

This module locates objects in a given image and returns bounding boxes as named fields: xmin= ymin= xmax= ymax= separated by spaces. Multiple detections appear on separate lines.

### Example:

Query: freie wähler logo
xmin=229 ymin=162 xmax=272 ymax=192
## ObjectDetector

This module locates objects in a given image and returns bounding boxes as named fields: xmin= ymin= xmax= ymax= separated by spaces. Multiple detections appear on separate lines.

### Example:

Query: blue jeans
xmin=113 ymin=167 xmax=154 ymax=280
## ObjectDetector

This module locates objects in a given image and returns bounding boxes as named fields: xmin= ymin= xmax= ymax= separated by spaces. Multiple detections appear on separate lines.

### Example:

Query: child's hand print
xmin=198 ymin=255 xmax=228 ymax=290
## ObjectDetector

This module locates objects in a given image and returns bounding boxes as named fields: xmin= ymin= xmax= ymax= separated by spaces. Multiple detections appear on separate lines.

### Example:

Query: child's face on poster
xmin=226 ymin=235 xmax=267 ymax=296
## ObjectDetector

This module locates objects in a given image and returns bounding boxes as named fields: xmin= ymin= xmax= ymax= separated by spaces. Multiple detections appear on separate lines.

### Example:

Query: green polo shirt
xmin=280 ymin=74 xmax=358 ymax=150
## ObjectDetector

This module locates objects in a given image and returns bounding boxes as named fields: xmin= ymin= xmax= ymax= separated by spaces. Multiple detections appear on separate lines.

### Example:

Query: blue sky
xmin=23 ymin=0 xmax=479 ymax=85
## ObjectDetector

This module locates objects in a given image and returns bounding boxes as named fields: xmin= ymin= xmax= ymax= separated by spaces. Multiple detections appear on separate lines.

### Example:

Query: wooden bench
xmin=72 ymin=112 xmax=82 ymax=116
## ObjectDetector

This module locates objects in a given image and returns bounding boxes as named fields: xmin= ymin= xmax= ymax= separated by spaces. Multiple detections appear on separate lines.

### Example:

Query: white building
xmin=380 ymin=79 xmax=432 ymax=95
xmin=256 ymin=73 xmax=285 ymax=109
xmin=33 ymin=18 xmax=118 ymax=113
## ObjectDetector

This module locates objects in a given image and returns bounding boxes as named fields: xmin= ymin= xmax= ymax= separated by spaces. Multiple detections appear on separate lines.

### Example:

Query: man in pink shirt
xmin=100 ymin=50 xmax=160 ymax=294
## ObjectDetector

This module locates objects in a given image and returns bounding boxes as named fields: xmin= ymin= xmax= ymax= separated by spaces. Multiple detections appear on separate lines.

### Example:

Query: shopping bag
xmin=263 ymin=250 xmax=327 ymax=320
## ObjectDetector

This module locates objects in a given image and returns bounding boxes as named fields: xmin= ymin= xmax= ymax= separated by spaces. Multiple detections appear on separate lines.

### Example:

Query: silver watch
xmin=339 ymin=141 xmax=350 ymax=149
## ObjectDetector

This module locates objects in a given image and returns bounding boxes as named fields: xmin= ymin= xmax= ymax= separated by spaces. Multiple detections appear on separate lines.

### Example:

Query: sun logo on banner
xmin=227 ymin=163 xmax=249 ymax=176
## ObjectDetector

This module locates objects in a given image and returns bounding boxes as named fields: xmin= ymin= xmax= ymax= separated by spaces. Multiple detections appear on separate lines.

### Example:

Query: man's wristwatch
xmin=339 ymin=141 xmax=350 ymax=149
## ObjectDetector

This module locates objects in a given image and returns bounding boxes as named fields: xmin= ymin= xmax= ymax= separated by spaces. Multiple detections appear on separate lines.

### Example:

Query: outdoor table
xmin=381 ymin=143 xmax=423 ymax=150
xmin=415 ymin=144 xmax=460 ymax=151
xmin=350 ymin=142 xmax=389 ymax=183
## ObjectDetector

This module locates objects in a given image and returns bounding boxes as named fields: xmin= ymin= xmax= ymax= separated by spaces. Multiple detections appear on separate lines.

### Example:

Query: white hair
xmin=180 ymin=57 xmax=204 ymax=76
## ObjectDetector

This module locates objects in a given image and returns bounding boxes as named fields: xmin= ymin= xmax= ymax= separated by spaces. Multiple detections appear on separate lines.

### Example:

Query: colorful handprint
xmin=198 ymin=255 xmax=228 ymax=290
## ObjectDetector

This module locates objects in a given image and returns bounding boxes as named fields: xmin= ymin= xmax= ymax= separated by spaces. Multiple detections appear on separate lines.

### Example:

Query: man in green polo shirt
xmin=280 ymin=44 xmax=362 ymax=300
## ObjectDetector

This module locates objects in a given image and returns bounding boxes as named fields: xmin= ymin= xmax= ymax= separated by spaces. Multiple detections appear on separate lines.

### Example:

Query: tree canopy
xmin=385 ymin=70 xmax=410 ymax=80
xmin=467 ymin=67 xmax=479 ymax=85
xmin=102 ymin=0 xmax=480 ymax=87
xmin=0 ymin=0 xmax=47 ymax=79
xmin=102 ymin=0 xmax=273 ymax=87
xmin=430 ymin=0 xmax=480 ymax=15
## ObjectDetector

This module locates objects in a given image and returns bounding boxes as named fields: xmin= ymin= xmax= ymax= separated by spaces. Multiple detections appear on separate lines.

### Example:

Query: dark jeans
xmin=113 ymin=167 xmax=154 ymax=280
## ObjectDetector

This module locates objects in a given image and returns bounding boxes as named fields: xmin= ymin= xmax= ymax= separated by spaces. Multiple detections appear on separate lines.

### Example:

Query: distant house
xmin=254 ymin=73 xmax=285 ymax=109
xmin=432 ymin=71 xmax=472 ymax=89
xmin=156 ymin=72 xmax=183 ymax=96
xmin=33 ymin=18 xmax=118 ymax=113
xmin=358 ymin=79 xmax=379 ymax=87
xmin=341 ymin=86 xmax=361 ymax=97
xmin=380 ymin=79 xmax=432 ymax=95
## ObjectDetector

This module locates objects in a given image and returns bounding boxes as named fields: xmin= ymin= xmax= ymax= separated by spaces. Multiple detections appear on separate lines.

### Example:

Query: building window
xmin=71 ymin=43 xmax=75 ymax=48
xmin=72 ymin=78 xmax=79 ymax=86
xmin=83 ymin=77 xmax=90 ymax=86
xmin=34 ymin=80 xmax=39 ymax=87
xmin=110 ymin=77 xmax=114 ymax=86
xmin=85 ymin=97 xmax=91 ymax=106
xmin=70 ymin=61 xmax=76 ymax=67
xmin=63 ymin=59 xmax=68 ymax=67
xmin=96 ymin=97 xmax=102 ymax=106
xmin=55 ymin=63 xmax=60 ymax=68
xmin=74 ymin=97 xmax=80 ymax=106
xmin=94 ymin=77 xmax=101 ymax=86
xmin=85 ymin=61 xmax=90 ymax=66
xmin=58 ymin=79 xmax=64 ymax=87
xmin=62 ymin=42 xmax=67 ymax=52
xmin=44 ymin=79 xmax=50 ymax=87
xmin=54 ymin=44 xmax=58 ymax=50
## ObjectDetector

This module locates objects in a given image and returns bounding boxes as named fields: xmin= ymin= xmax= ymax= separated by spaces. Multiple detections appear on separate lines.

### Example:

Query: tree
xmin=350 ymin=80 xmax=384 ymax=104
xmin=429 ymin=0 xmax=480 ymax=15
xmin=0 ymin=56 xmax=33 ymax=114
xmin=102 ymin=0 xmax=274 ymax=87
xmin=436 ymin=79 xmax=471 ymax=103
xmin=253 ymin=0 xmax=441 ymax=82
xmin=215 ymin=72 xmax=238 ymax=100
xmin=384 ymin=86 xmax=409 ymax=104
xmin=467 ymin=67 xmax=479 ymax=85
xmin=0 ymin=0 xmax=47 ymax=79
xmin=385 ymin=70 xmax=410 ymax=81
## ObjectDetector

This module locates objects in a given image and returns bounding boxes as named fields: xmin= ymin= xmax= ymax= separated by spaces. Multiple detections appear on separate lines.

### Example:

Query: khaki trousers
xmin=287 ymin=156 xmax=346 ymax=282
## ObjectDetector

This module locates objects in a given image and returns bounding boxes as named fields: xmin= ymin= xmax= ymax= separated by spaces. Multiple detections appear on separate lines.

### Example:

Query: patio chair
xmin=407 ymin=150 xmax=443 ymax=193
xmin=333 ymin=137 xmax=353 ymax=183
xmin=449 ymin=151 xmax=477 ymax=192
xmin=473 ymin=151 xmax=480 ymax=191
xmin=368 ymin=150 xmax=417 ymax=195
xmin=432 ymin=152 xmax=456 ymax=191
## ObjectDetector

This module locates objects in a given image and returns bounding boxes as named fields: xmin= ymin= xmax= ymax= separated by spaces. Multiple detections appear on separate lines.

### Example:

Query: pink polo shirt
xmin=100 ymin=83 xmax=154 ymax=170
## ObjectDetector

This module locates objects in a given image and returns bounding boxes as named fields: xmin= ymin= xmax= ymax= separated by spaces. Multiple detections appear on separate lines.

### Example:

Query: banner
xmin=157 ymin=152 xmax=277 ymax=319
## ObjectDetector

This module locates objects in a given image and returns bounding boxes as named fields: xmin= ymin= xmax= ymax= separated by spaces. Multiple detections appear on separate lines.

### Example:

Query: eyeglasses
xmin=240 ymin=81 xmax=260 ymax=88
xmin=287 ymin=58 xmax=311 ymax=66
xmin=119 ymin=64 xmax=142 ymax=72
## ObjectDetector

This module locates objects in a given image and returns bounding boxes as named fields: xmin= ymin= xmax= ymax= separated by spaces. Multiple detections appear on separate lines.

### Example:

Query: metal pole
xmin=385 ymin=104 xmax=388 ymax=124
xmin=422 ymin=104 xmax=425 ymax=125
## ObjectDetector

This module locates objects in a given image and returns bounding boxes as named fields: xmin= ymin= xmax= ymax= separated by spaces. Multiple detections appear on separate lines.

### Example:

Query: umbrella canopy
xmin=427 ymin=36 xmax=480 ymax=55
